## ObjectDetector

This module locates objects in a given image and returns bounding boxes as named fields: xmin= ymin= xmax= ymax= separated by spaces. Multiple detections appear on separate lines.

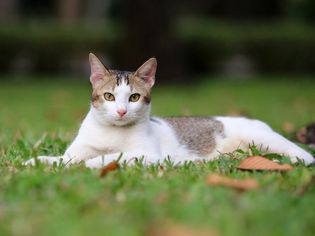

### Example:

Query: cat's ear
xmin=134 ymin=58 xmax=157 ymax=88
xmin=89 ymin=53 xmax=111 ymax=86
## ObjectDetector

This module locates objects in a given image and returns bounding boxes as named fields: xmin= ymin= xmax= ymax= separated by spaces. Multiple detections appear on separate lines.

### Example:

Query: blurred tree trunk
xmin=113 ymin=0 xmax=185 ymax=82
xmin=57 ymin=0 xmax=80 ymax=25
xmin=84 ymin=0 xmax=111 ymax=22
xmin=0 ymin=0 xmax=18 ymax=22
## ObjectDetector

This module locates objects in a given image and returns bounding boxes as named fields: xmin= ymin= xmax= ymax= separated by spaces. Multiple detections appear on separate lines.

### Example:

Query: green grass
xmin=1 ymin=76 xmax=315 ymax=236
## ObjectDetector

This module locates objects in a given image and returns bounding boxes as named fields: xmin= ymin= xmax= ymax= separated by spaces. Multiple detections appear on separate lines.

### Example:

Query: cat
xmin=26 ymin=53 xmax=315 ymax=168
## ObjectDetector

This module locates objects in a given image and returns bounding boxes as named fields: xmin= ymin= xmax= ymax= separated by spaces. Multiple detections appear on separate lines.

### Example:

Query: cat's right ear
xmin=89 ymin=53 xmax=110 ymax=86
xmin=134 ymin=58 xmax=157 ymax=88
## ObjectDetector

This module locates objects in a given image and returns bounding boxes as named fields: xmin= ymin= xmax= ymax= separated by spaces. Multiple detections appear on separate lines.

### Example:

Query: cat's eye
xmin=104 ymin=93 xmax=115 ymax=101
xmin=129 ymin=93 xmax=141 ymax=102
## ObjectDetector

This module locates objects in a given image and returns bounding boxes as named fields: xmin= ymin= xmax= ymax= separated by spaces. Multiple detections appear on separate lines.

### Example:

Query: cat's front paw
xmin=85 ymin=159 xmax=103 ymax=169
xmin=85 ymin=156 xmax=113 ymax=169
xmin=24 ymin=158 xmax=36 ymax=166
xmin=24 ymin=156 xmax=64 ymax=166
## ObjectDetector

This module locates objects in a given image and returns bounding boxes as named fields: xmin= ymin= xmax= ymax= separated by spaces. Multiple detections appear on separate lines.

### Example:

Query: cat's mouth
xmin=113 ymin=116 xmax=130 ymax=125
xmin=110 ymin=115 xmax=139 ymax=127
xmin=115 ymin=116 xmax=126 ymax=121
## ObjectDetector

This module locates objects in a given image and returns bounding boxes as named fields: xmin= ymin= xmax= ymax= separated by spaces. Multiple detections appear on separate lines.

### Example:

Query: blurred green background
xmin=0 ymin=0 xmax=315 ymax=143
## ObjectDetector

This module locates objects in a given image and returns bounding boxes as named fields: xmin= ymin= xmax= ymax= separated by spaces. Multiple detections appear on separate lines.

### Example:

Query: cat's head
xmin=89 ymin=53 xmax=157 ymax=126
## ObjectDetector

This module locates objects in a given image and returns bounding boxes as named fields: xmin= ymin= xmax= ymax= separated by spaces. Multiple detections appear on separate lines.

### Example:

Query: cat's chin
xmin=110 ymin=118 xmax=136 ymax=127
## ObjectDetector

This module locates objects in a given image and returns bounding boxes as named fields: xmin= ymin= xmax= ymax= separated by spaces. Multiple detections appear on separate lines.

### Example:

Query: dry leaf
xmin=282 ymin=121 xmax=295 ymax=133
xmin=238 ymin=156 xmax=293 ymax=171
xmin=296 ymin=123 xmax=315 ymax=144
xmin=148 ymin=223 xmax=217 ymax=236
xmin=206 ymin=173 xmax=259 ymax=191
xmin=296 ymin=127 xmax=307 ymax=143
xmin=99 ymin=161 xmax=119 ymax=178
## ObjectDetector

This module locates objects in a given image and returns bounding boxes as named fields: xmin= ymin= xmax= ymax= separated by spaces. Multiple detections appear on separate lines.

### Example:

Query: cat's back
xmin=160 ymin=117 xmax=225 ymax=156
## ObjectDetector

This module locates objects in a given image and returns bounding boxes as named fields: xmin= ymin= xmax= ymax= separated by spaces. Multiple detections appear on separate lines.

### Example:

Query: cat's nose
xmin=117 ymin=109 xmax=127 ymax=117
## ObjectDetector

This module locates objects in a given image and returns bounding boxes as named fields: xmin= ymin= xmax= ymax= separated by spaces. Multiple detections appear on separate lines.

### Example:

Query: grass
xmin=0 ymin=76 xmax=315 ymax=236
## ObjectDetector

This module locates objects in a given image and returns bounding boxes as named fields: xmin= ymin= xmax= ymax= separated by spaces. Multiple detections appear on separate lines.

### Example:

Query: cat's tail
xmin=216 ymin=117 xmax=315 ymax=165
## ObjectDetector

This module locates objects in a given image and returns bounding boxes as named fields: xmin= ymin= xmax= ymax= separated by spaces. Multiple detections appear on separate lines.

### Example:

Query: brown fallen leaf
xmin=296 ymin=123 xmax=315 ymax=144
xmin=99 ymin=161 xmax=119 ymax=178
xmin=296 ymin=127 xmax=307 ymax=143
xmin=238 ymin=156 xmax=293 ymax=171
xmin=206 ymin=173 xmax=259 ymax=191
xmin=282 ymin=121 xmax=295 ymax=133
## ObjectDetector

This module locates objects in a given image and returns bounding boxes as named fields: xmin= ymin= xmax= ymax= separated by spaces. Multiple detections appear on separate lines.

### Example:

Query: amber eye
xmin=129 ymin=93 xmax=140 ymax=102
xmin=104 ymin=93 xmax=115 ymax=101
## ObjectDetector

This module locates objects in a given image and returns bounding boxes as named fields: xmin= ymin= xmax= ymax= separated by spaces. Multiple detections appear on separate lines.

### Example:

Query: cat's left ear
xmin=89 ymin=53 xmax=111 ymax=86
xmin=134 ymin=58 xmax=157 ymax=88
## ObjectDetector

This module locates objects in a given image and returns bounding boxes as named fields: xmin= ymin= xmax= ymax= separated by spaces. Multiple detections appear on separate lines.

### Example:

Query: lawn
xmin=0 ymin=76 xmax=315 ymax=236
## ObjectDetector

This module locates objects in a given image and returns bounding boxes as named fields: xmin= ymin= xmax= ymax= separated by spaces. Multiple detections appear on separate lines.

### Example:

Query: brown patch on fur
xmin=90 ymin=70 xmax=152 ymax=107
xmin=143 ymin=95 xmax=151 ymax=104
xmin=164 ymin=117 xmax=225 ymax=156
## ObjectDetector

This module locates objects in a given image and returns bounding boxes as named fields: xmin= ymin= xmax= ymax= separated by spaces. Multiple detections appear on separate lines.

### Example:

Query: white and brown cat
xmin=26 ymin=53 xmax=315 ymax=168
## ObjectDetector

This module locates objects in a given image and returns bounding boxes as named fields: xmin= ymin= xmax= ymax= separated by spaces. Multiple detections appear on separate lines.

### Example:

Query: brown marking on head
xmin=88 ymin=53 xmax=157 ymax=107
xmin=91 ymin=77 xmax=117 ymax=107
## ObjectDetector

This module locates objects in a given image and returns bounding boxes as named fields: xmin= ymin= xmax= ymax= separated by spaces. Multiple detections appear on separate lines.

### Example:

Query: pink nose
xmin=117 ymin=109 xmax=127 ymax=117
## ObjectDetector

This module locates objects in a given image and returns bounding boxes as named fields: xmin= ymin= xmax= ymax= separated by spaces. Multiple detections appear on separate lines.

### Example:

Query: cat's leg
xmin=85 ymin=151 xmax=204 ymax=168
xmin=85 ymin=152 xmax=163 ymax=168
xmin=24 ymin=155 xmax=71 ymax=166
xmin=245 ymin=130 xmax=314 ymax=164
xmin=166 ymin=150 xmax=203 ymax=165
xmin=218 ymin=117 xmax=315 ymax=165
xmin=24 ymin=139 xmax=101 ymax=166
